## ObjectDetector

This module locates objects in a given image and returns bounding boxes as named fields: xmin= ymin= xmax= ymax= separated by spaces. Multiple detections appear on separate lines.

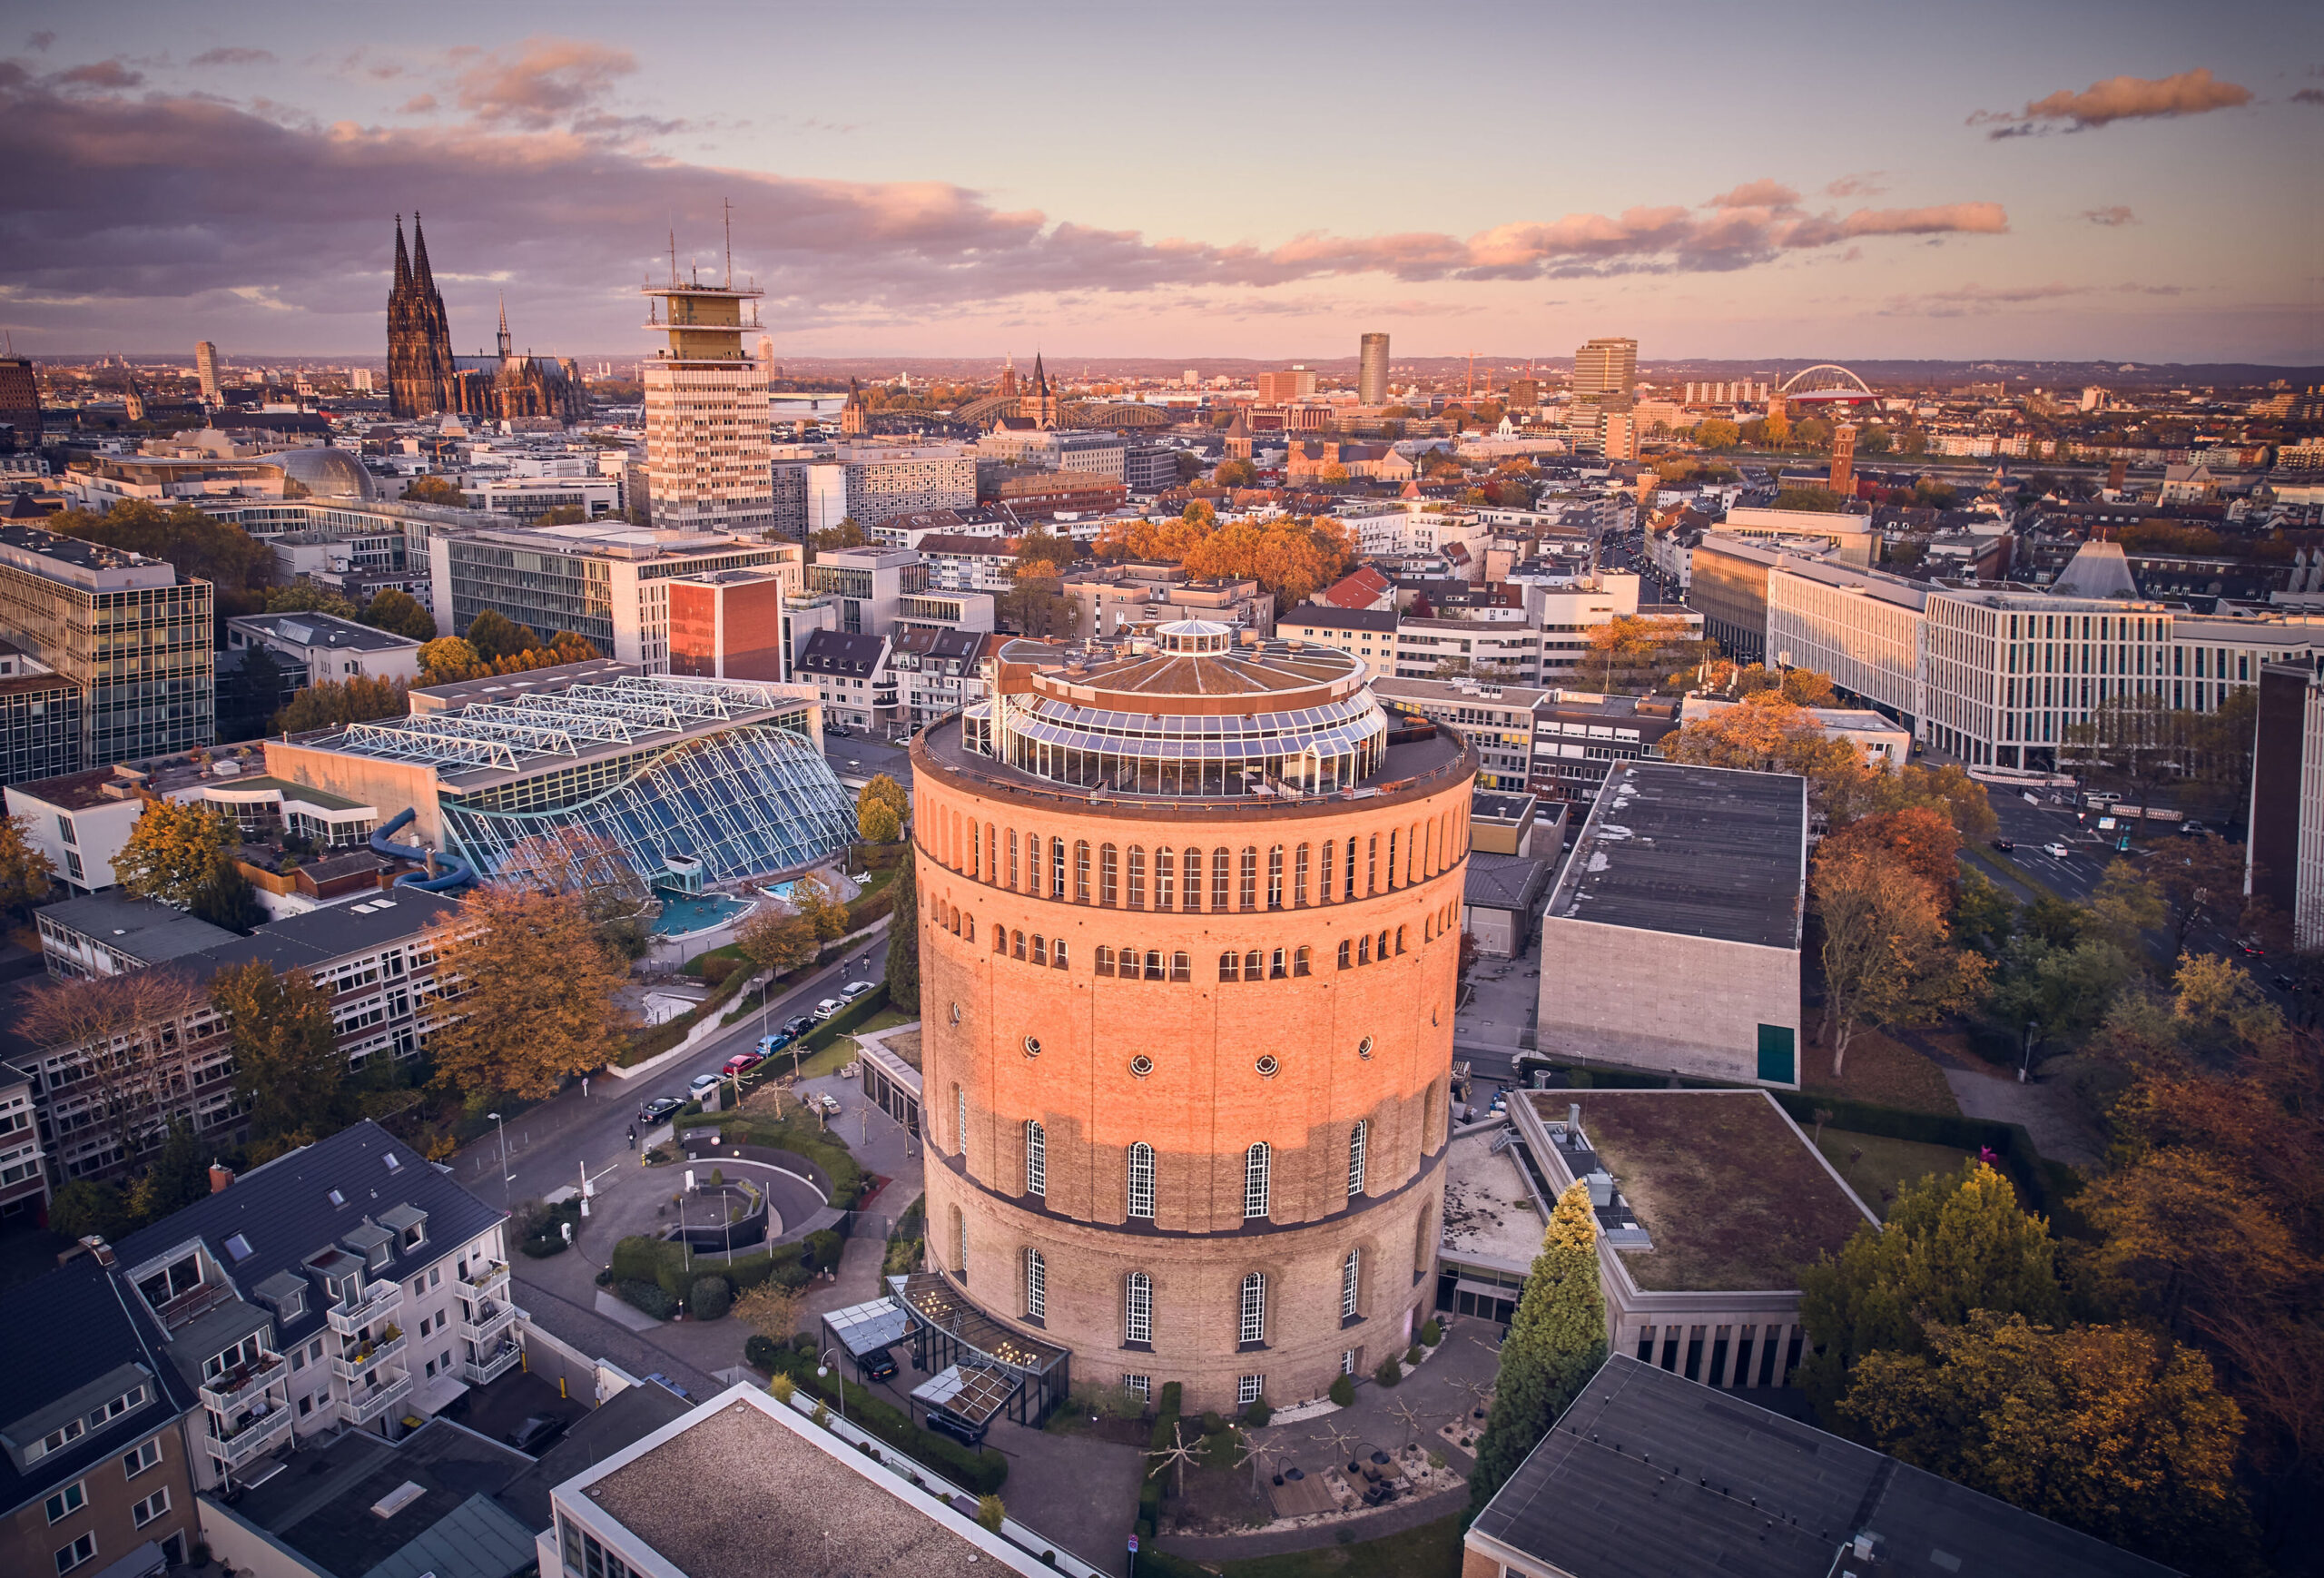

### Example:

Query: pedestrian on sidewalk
xmin=626 ymin=1126 xmax=637 ymax=1149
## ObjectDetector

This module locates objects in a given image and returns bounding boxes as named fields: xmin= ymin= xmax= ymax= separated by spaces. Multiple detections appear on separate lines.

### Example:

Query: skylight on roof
xmin=383 ymin=1151 xmax=401 ymax=1171
xmin=224 ymin=1233 xmax=254 ymax=1262
xmin=329 ymin=1188 xmax=346 ymax=1207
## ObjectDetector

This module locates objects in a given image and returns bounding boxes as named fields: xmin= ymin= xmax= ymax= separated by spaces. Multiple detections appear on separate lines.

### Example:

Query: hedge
xmin=617 ymin=1279 xmax=674 ymax=1319
xmin=750 ymin=1337 xmax=1008 ymax=1495
xmin=1768 ymin=1090 xmax=2081 ymax=1218
xmin=689 ymin=1275 xmax=731 ymax=1320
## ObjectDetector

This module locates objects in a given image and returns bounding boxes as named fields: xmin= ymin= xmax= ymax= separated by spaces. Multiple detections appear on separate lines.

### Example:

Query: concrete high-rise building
xmin=0 ymin=523 xmax=213 ymax=772
xmin=1601 ymin=410 xmax=1639 ymax=462
xmin=910 ymin=623 xmax=1474 ymax=1412
xmin=1256 ymin=366 xmax=1317 ymax=403
xmin=1572 ymin=338 xmax=1637 ymax=400
xmin=1357 ymin=333 xmax=1391 ymax=405
xmin=0 ymin=358 xmax=40 ymax=452
xmin=350 ymin=367 xmax=374 ymax=392
xmin=1829 ymin=422 xmax=1857 ymax=498
xmin=194 ymin=340 xmax=222 ymax=400
xmin=641 ymin=247 xmax=775 ymax=533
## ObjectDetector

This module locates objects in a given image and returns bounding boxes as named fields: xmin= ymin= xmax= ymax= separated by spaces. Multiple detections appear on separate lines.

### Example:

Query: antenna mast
xmin=667 ymin=227 xmax=678 ymax=288
xmin=723 ymin=199 xmax=734 ymax=289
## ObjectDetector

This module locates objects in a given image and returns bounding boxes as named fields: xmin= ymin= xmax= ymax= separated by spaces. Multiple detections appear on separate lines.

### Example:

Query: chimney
xmin=81 ymin=1235 xmax=117 ymax=1267
xmin=210 ymin=1162 xmax=235 ymax=1194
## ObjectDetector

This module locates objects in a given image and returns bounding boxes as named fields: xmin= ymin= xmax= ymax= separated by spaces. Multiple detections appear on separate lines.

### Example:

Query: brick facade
xmin=910 ymin=744 xmax=1472 ymax=1414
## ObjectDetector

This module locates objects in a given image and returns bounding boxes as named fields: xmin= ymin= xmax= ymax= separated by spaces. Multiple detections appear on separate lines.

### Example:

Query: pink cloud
xmin=452 ymin=36 xmax=639 ymax=131
xmin=2083 ymin=205 xmax=2136 ymax=226
xmin=1705 ymin=180 xmax=1800 ymax=210
xmin=1975 ymin=67 xmax=2251 ymax=136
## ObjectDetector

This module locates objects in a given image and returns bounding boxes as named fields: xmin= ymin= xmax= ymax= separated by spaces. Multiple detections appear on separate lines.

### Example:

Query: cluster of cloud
xmin=2083 ymin=206 xmax=2137 ymax=227
xmin=0 ymin=45 xmax=2018 ymax=348
xmin=1884 ymin=281 xmax=2190 ymax=318
xmin=1973 ymin=67 xmax=2251 ymax=137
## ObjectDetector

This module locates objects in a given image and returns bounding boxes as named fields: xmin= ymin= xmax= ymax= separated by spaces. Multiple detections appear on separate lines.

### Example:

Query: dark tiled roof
xmin=41 ymin=893 xmax=239 ymax=962
xmin=112 ymin=1121 xmax=506 ymax=1363
xmin=0 ymin=1256 xmax=199 ymax=1514
xmin=1472 ymin=1356 xmax=2180 ymax=1578
xmin=1464 ymin=852 xmax=1551 ymax=912
xmin=193 ymin=890 xmax=461 ymax=976
xmin=227 ymin=1416 xmax=535 ymax=1578
xmin=794 ymin=631 xmax=888 ymax=676
xmin=1280 ymin=605 xmax=1398 ymax=634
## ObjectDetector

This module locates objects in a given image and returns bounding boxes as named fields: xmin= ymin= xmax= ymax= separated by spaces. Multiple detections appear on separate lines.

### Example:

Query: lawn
xmin=1816 ymin=1129 xmax=1973 ymax=1219
xmin=1800 ymin=1025 xmax=1960 ymax=1116
xmin=1211 ymin=1513 xmax=1464 ymax=1578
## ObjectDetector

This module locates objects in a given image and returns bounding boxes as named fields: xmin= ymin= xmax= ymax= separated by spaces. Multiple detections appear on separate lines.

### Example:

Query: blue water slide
xmin=369 ymin=808 xmax=476 ymax=892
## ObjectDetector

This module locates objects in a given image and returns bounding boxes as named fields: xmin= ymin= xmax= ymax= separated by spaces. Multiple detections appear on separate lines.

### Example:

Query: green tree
xmin=1469 ymin=1180 xmax=1607 ymax=1510
xmin=884 ymin=856 xmax=921 ymax=1013
xmin=0 ymin=814 xmax=55 ymax=921
xmin=271 ymin=675 xmax=409 ymax=735
xmin=191 ymin=862 xmax=266 ymax=934
xmin=265 ymin=582 xmax=359 ymax=618
xmin=1841 ymin=1313 xmax=2252 ymax=1569
xmin=400 ymin=476 xmax=468 ymax=507
xmin=857 ymin=774 xmax=909 ymax=839
xmin=736 ymin=908 xmax=820 ymax=983
xmin=49 ymin=1179 xmax=132 ymax=1243
xmin=857 ymin=799 xmax=901 ymax=844
xmin=129 ymin=1119 xmax=212 ymax=1223
xmin=793 ymin=874 xmax=851 ymax=942
xmin=1797 ymin=1161 xmax=2064 ymax=1425
xmin=112 ymin=802 xmax=240 ymax=912
xmin=212 ymin=960 xmax=350 ymax=1149
xmin=810 ymin=516 xmax=867 ymax=556
xmin=466 ymin=609 xmax=541 ymax=662
xmin=424 ymin=884 xmax=633 ymax=1099
xmin=2086 ymin=863 xmax=2166 ymax=956
xmin=361 ymin=587 xmax=438 ymax=641
xmin=1696 ymin=418 xmax=1740 ymax=449
xmin=1772 ymin=488 xmax=1846 ymax=512
xmin=1215 ymin=458 xmax=1259 ymax=488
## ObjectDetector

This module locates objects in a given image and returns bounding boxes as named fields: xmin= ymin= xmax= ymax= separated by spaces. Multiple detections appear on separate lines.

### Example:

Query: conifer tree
xmin=884 ymin=857 xmax=920 ymax=1014
xmin=1468 ymin=1180 xmax=1607 ymax=1511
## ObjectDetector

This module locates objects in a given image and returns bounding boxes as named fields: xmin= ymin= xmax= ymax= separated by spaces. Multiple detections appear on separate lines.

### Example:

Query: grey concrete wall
xmin=1533 ymin=918 xmax=1800 ymax=1085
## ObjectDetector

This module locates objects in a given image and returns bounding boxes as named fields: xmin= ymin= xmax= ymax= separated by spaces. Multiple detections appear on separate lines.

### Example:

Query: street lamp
xmin=487 ymin=1111 xmax=511 ymax=1206
xmin=817 ymin=1348 xmax=845 ymax=1427
xmin=2018 ymin=1020 xmax=2039 ymax=1085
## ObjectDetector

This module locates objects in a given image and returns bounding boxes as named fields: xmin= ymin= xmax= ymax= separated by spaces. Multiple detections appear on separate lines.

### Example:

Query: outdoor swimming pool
xmin=652 ymin=893 xmax=753 ymax=936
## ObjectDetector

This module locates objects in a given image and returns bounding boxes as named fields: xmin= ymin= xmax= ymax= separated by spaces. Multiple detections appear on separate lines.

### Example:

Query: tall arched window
xmin=1211 ymin=848 xmax=1231 ymax=911
xmin=1154 ymin=847 xmax=1174 ymax=911
xmin=1013 ymin=929 xmax=1026 ymax=960
xmin=1366 ymin=834 xmax=1378 ymax=894
xmin=1239 ymin=847 xmax=1259 ymax=910
xmin=1024 ymin=1119 xmax=1047 ymax=1197
xmin=1344 ymin=837 xmax=1359 ymax=900
xmin=1100 ymin=844 xmax=1119 ymax=906
xmin=1170 ymin=951 xmax=1191 ymax=981
xmin=1266 ymin=845 xmax=1285 ymax=909
xmin=1341 ymin=1248 xmax=1361 ymax=1319
xmin=1238 ymin=1271 xmax=1266 ymax=1344
xmin=993 ymin=926 xmax=1008 ymax=954
xmin=1319 ymin=839 xmax=1335 ymax=903
xmin=1026 ymin=1248 xmax=1046 ymax=1319
xmin=1008 ymin=830 xmax=1019 ymax=891
xmin=1052 ymin=836 xmax=1068 ymax=899
xmin=1347 ymin=1120 xmax=1368 ymax=1197
xmin=1095 ymin=945 xmax=1115 ymax=977
xmin=1180 ymin=847 xmax=1202 ymax=911
xmin=1128 ymin=1142 xmax=1156 ymax=1218
xmin=1219 ymin=950 xmax=1239 ymax=982
xmin=1244 ymin=1142 xmax=1271 ymax=1219
xmin=1127 ymin=846 xmax=1147 ymax=910
xmin=1053 ymin=941 xmax=1068 ymax=970
xmin=1294 ymin=946 xmax=1312 ymax=977
xmin=1125 ymin=1271 xmax=1154 ymax=1344
xmin=1031 ymin=935 xmax=1047 ymax=966
xmin=1074 ymin=841 xmax=1092 ymax=902
xmin=1294 ymin=843 xmax=1310 ymax=905
xmin=1394 ymin=925 xmax=1406 ymax=954
xmin=1336 ymin=940 xmax=1352 ymax=970
xmin=954 ymin=1084 xmax=967 ymax=1155
xmin=952 ymin=1204 xmax=967 ymax=1282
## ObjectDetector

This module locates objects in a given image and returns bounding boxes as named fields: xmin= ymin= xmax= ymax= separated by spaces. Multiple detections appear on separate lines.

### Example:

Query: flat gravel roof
xmin=1546 ymin=762 xmax=1805 ymax=950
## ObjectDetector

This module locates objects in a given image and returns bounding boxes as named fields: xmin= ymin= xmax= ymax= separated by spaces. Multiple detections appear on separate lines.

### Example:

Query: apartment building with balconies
xmin=93 ymin=1119 xmax=516 ymax=1493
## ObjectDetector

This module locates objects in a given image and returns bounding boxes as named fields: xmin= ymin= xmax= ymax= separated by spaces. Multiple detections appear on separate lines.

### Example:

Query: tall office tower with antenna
xmin=640 ymin=212 xmax=774 ymax=533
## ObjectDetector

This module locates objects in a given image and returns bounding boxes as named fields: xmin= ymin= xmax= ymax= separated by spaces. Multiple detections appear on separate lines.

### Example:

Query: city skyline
xmin=0 ymin=1 xmax=2318 ymax=362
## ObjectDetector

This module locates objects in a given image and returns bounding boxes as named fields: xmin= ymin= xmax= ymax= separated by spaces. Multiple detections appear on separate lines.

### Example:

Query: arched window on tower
xmin=1024 ymin=1119 xmax=1046 ymax=1197
xmin=1239 ymin=847 xmax=1259 ymax=911
xmin=1075 ymin=841 xmax=1092 ymax=902
xmin=1341 ymin=1248 xmax=1361 ymax=1319
xmin=1100 ymin=844 xmax=1119 ymax=906
xmin=1238 ymin=1271 xmax=1266 ymax=1344
xmin=1244 ymin=1142 xmax=1271 ymax=1219
xmin=1348 ymin=1120 xmax=1368 ymax=1197
xmin=1219 ymin=951 xmax=1239 ymax=983
xmin=1181 ymin=847 xmax=1202 ymax=911
xmin=1267 ymin=845 xmax=1285 ymax=909
xmin=1128 ymin=1142 xmax=1156 ymax=1218
xmin=1125 ymin=1271 xmax=1154 ymax=1344
xmin=1025 ymin=1248 xmax=1046 ymax=1319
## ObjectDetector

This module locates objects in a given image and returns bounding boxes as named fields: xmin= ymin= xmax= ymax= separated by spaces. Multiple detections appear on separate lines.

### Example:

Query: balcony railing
xmin=462 ymin=1261 xmax=510 ymax=1297
xmin=338 ymin=1372 xmax=413 ymax=1427
xmin=463 ymin=1341 xmax=523 ymax=1386
xmin=326 ymin=1279 xmax=403 ymax=1336
xmin=199 ymin=1350 xmax=287 ymax=1415
xmin=209 ymin=1403 xmax=293 ymax=1465
xmin=458 ymin=1298 xmax=517 ymax=1347
xmin=331 ymin=1330 xmax=407 ymax=1381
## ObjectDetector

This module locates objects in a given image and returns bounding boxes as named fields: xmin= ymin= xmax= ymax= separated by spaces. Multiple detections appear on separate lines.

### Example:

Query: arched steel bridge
xmin=1777 ymin=364 xmax=1876 ymax=403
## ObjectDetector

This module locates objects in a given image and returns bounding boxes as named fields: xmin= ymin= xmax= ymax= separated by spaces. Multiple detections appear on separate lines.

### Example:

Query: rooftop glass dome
xmin=271 ymin=446 xmax=379 ymax=502
xmin=964 ymin=631 xmax=1391 ymax=797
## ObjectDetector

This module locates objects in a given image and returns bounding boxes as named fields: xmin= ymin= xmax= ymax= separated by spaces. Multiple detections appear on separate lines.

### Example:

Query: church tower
xmin=387 ymin=214 xmax=458 ymax=419
xmin=1019 ymin=351 xmax=1059 ymax=430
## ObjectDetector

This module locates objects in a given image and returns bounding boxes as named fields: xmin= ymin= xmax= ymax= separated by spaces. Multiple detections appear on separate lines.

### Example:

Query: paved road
xmin=822 ymin=733 xmax=913 ymax=792
xmin=460 ymin=932 xmax=895 ymax=1213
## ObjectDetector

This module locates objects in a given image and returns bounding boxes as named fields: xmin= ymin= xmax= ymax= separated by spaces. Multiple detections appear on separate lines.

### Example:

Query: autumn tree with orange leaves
xmin=423 ymin=883 xmax=632 ymax=1099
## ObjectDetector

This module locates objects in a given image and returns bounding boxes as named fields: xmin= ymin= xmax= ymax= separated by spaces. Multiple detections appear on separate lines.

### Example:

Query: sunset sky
xmin=2 ymin=0 xmax=2318 ymax=363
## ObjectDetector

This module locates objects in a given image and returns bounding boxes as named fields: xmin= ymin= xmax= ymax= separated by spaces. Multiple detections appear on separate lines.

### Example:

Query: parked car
xmin=811 ymin=997 xmax=845 ymax=1021
xmin=507 ymin=1415 xmax=567 ymax=1455
xmin=782 ymin=1015 xmax=815 ymax=1039
xmin=924 ymin=1406 xmax=987 ymax=1447
xmin=840 ymin=981 xmax=875 ymax=1000
xmin=757 ymin=1031 xmax=793 ymax=1057
xmin=688 ymin=1072 xmax=723 ymax=1098
xmin=2179 ymin=820 xmax=2208 ymax=837
xmin=861 ymin=1348 xmax=899 ymax=1383
xmin=637 ymin=1096 xmax=684 ymax=1126
xmin=825 ymin=725 xmax=852 ymax=739
xmin=2043 ymin=843 xmax=2071 ymax=859
xmin=723 ymin=1050 xmax=763 ymax=1077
